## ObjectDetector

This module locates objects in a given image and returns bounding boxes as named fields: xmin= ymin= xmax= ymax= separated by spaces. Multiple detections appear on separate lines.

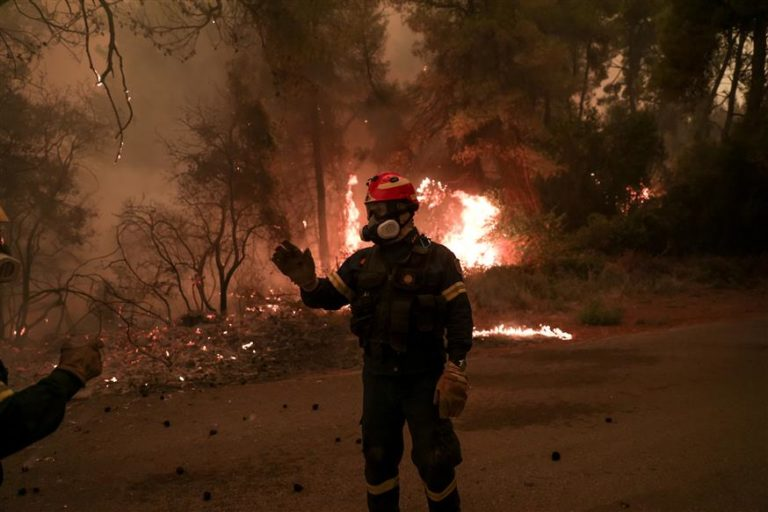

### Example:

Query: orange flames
xmin=473 ymin=324 xmax=573 ymax=341
xmin=343 ymin=176 xmax=512 ymax=269
xmin=343 ymin=174 xmax=363 ymax=255
xmin=441 ymin=191 xmax=502 ymax=269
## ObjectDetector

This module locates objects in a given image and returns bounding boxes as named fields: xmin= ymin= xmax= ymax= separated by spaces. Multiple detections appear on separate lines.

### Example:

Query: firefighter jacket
xmin=0 ymin=364 xmax=82 ymax=483
xmin=301 ymin=230 xmax=473 ymax=375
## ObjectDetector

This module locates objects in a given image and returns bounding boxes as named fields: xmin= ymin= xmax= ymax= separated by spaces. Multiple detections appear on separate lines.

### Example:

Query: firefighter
xmin=0 ymin=339 xmax=103 ymax=484
xmin=272 ymin=171 xmax=472 ymax=512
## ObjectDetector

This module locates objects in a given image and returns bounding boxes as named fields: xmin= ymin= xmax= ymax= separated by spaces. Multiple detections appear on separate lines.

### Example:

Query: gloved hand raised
xmin=434 ymin=361 xmax=468 ymax=419
xmin=271 ymin=240 xmax=318 ymax=290
xmin=57 ymin=338 xmax=104 ymax=385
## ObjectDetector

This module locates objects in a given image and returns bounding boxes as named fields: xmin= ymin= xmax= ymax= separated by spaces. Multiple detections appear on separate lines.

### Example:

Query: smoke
xmin=383 ymin=7 xmax=422 ymax=84
xmin=37 ymin=24 xmax=231 ymax=252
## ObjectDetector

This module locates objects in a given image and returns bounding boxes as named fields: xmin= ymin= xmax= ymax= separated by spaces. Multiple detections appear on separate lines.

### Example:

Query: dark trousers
xmin=362 ymin=369 xmax=462 ymax=512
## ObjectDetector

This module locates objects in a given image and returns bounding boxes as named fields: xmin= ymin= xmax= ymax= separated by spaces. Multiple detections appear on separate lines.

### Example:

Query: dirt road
xmin=2 ymin=317 xmax=766 ymax=512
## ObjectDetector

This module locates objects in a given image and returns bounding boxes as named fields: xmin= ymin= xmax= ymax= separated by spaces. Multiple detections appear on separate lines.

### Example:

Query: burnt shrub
xmin=578 ymin=299 xmax=623 ymax=325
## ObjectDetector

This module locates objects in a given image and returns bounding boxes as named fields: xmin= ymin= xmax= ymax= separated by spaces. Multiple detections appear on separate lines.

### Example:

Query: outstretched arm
xmin=0 ymin=339 xmax=103 ymax=460
xmin=0 ymin=369 xmax=82 ymax=459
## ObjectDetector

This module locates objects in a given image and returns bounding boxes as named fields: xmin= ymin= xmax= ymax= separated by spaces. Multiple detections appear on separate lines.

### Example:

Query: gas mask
xmin=360 ymin=201 xmax=415 ymax=244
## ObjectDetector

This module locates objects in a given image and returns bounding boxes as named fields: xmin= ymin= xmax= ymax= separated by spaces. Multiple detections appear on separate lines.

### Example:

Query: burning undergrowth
xmin=94 ymin=299 xmax=360 ymax=395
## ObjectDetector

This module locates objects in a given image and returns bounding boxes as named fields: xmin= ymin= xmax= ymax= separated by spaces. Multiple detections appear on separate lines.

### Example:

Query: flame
xmin=343 ymin=174 xmax=363 ymax=254
xmin=442 ymin=191 xmax=501 ymax=269
xmin=415 ymin=178 xmax=506 ymax=269
xmin=342 ymin=175 xmax=512 ymax=269
xmin=416 ymin=177 xmax=448 ymax=209
xmin=473 ymin=324 xmax=573 ymax=341
xmin=621 ymin=185 xmax=656 ymax=213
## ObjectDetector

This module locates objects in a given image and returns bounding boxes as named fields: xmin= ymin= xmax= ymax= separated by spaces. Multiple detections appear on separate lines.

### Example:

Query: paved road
xmin=2 ymin=317 xmax=766 ymax=512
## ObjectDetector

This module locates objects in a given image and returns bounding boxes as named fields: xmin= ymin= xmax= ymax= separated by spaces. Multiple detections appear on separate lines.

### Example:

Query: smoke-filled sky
xmin=36 ymin=9 xmax=420 ymax=252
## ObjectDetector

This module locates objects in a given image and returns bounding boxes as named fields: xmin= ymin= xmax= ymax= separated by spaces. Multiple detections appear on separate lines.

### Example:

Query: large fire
xmin=341 ymin=175 xmax=572 ymax=342
xmin=343 ymin=176 xmax=511 ymax=269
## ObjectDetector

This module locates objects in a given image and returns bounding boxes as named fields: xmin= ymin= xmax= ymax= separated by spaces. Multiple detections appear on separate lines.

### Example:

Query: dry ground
xmin=0 ymin=288 xmax=766 ymax=512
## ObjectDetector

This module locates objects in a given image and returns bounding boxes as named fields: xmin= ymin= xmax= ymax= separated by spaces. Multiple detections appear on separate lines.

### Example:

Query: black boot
xmin=367 ymin=486 xmax=400 ymax=512
xmin=426 ymin=485 xmax=460 ymax=511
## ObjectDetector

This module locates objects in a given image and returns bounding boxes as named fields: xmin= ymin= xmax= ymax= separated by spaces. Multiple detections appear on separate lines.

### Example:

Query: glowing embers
xmin=472 ymin=323 xmax=573 ymax=341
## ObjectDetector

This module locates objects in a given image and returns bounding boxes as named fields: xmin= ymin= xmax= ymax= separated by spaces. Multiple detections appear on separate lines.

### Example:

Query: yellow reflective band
xmin=328 ymin=271 xmax=353 ymax=301
xmin=367 ymin=476 xmax=399 ymax=496
xmin=377 ymin=178 xmax=411 ymax=189
xmin=0 ymin=387 xmax=14 ymax=403
xmin=441 ymin=281 xmax=467 ymax=302
xmin=424 ymin=476 xmax=457 ymax=502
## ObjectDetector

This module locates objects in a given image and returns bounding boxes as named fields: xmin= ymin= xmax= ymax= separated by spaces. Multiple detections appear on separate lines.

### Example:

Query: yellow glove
xmin=57 ymin=338 xmax=104 ymax=385
xmin=433 ymin=361 xmax=468 ymax=419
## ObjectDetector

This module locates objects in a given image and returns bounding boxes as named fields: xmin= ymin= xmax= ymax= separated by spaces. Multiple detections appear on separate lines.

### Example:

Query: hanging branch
xmin=80 ymin=0 xmax=133 ymax=162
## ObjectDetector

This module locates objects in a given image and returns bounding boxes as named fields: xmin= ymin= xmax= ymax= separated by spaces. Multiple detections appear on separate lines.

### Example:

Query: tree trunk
xmin=310 ymin=90 xmax=330 ymax=271
xmin=0 ymin=289 xmax=6 ymax=340
xmin=543 ymin=92 xmax=552 ymax=127
xmin=694 ymin=30 xmax=735 ymax=141
xmin=219 ymin=278 xmax=229 ymax=314
xmin=723 ymin=28 xmax=747 ymax=141
xmin=625 ymin=23 xmax=641 ymax=112
xmin=745 ymin=14 xmax=767 ymax=126
xmin=578 ymin=42 xmax=591 ymax=120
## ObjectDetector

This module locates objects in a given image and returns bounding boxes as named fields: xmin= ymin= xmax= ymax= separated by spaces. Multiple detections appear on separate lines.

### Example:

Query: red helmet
xmin=364 ymin=172 xmax=419 ymax=209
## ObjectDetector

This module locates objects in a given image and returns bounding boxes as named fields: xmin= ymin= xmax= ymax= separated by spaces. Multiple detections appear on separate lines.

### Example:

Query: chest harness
xmin=350 ymin=235 xmax=448 ymax=355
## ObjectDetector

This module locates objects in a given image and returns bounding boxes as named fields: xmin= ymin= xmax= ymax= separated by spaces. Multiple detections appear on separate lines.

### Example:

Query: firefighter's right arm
xmin=300 ymin=249 xmax=368 ymax=311
xmin=0 ymin=369 xmax=82 ymax=460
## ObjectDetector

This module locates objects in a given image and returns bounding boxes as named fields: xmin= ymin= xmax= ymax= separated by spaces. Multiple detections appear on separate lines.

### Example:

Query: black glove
xmin=271 ymin=240 xmax=317 ymax=289
xmin=57 ymin=338 xmax=104 ymax=385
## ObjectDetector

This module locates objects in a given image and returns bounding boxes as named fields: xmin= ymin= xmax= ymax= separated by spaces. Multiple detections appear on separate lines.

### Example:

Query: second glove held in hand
xmin=434 ymin=360 xmax=469 ymax=419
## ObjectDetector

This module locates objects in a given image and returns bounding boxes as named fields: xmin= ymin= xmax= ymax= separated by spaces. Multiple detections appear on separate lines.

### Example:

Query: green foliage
xmin=579 ymin=298 xmax=624 ymax=325
xmin=659 ymin=124 xmax=768 ymax=254
xmin=537 ymin=106 xmax=664 ymax=228
xmin=571 ymin=208 xmax=671 ymax=254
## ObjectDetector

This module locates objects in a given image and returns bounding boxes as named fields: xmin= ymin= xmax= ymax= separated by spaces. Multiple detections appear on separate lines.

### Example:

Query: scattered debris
xmin=335 ymin=437 xmax=341 ymax=443
xmin=355 ymin=438 xmax=362 ymax=445
xmin=104 ymin=406 xmax=112 ymax=413
xmin=17 ymin=488 xmax=27 ymax=497
xmin=312 ymin=403 xmax=319 ymax=411
xmin=293 ymin=483 xmax=304 ymax=493
xmin=176 ymin=466 xmax=185 ymax=476
xmin=202 ymin=491 xmax=212 ymax=501
xmin=3 ymin=297 xmax=359 ymax=396
xmin=620 ymin=502 xmax=630 ymax=509
xmin=209 ymin=428 xmax=218 ymax=436
xmin=551 ymin=451 xmax=561 ymax=461
xmin=605 ymin=417 xmax=614 ymax=423
xmin=163 ymin=420 xmax=171 ymax=428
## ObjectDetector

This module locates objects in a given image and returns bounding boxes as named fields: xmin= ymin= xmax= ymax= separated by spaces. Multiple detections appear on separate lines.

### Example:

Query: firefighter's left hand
xmin=271 ymin=240 xmax=317 ymax=290
xmin=434 ymin=361 xmax=468 ymax=419
xmin=57 ymin=338 xmax=104 ymax=385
